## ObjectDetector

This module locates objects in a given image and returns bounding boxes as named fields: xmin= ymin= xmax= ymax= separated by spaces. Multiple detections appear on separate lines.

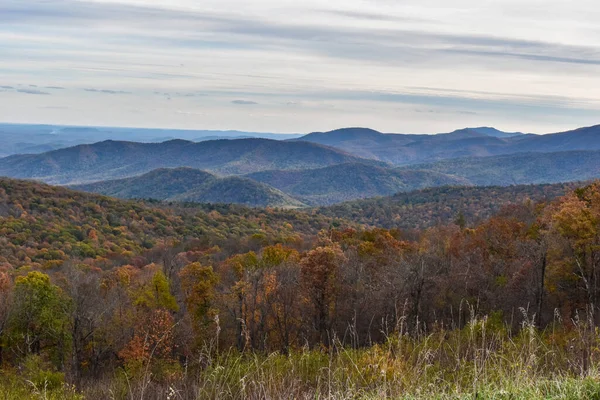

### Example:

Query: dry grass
xmin=3 ymin=312 xmax=600 ymax=399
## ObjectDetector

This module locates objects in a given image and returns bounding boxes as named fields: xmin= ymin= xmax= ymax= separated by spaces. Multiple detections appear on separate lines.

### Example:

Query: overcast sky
xmin=1 ymin=0 xmax=599 ymax=134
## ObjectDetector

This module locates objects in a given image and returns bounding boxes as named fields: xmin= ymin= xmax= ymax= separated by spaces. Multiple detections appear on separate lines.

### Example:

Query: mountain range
xmin=0 ymin=123 xmax=302 ymax=158
xmin=0 ymin=138 xmax=383 ymax=185
xmin=0 ymin=123 xmax=599 ymax=207
xmin=297 ymin=125 xmax=600 ymax=165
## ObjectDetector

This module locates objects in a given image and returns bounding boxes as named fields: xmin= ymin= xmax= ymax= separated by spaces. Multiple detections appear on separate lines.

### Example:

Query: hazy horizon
xmin=2 ymin=120 xmax=584 ymax=136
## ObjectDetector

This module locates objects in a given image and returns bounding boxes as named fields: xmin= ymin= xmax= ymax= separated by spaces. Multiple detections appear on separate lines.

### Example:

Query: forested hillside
xmin=2 ymin=178 xmax=600 ymax=398
xmin=0 ymin=138 xmax=381 ymax=184
xmin=0 ymin=178 xmax=342 ymax=270
xmin=246 ymin=163 xmax=469 ymax=205
xmin=320 ymin=182 xmax=582 ymax=230
xmin=72 ymin=168 xmax=304 ymax=208
xmin=402 ymin=150 xmax=600 ymax=185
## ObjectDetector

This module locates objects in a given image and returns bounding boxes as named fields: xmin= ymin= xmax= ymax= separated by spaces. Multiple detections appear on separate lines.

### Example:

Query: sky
xmin=0 ymin=0 xmax=599 ymax=134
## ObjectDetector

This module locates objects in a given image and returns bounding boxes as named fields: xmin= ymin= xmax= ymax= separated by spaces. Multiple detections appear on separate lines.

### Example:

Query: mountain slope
xmin=0 ymin=177 xmax=345 ymax=269
xmin=296 ymin=127 xmax=517 ymax=165
xmin=0 ymin=138 xmax=381 ymax=185
xmin=466 ymin=127 xmax=524 ymax=138
xmin=72 ymin=168 xmax=304 ymax=208
xmin=319 ymin=183 xmax=581 ymax=230
xmin=506 ymin=125 xmax=600 ymax=153
xmin=401 ymin=150 xmax=600 ymax=186
xmin=296 ymin=125 xmax=600 ymax=165
xmin=246 ymin=163 xmax=469 ymax=206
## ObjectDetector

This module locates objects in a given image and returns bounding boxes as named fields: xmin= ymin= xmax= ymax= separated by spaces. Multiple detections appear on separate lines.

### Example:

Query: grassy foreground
xmin=2 ymin=316 xmax=600 ymax=399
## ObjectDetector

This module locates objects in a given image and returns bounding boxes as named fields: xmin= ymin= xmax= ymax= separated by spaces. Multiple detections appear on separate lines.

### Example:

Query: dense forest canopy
xmin=1 ymin=177 xmax=600 ymax=398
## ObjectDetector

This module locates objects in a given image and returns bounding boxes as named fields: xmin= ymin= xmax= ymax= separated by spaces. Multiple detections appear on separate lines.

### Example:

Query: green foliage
xmin=180 ymin=263 xmax=219 ymax=325
xmin=21 ymin=355 xmax=66 ymax=391
xmin=134 ymin=271 xmax=178 ymax=312
xmin=8 ymin=272 xmax=71 ymax=364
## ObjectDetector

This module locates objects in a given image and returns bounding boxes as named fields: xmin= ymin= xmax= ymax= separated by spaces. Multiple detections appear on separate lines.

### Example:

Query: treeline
xmin=0 ymin=179 xmax=600 ymax=397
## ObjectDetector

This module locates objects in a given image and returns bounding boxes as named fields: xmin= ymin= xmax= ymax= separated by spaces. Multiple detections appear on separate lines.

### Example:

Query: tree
xmin=0 ymin=271 xmax=13 ymax=365
xmin=58 ymin=262 xmax=109 ymax=383
xmin=8 ymin=271 xmax=71 ymax=369
xmin=179 ymin=262 xmax=219 ymax=341
xmin=300 ymin=245 xmax=345 ymax=348
xmin=134 ymin=269 xmax=179 ymax=313
xmin=545 ymin=184 xmax=600 ymax=320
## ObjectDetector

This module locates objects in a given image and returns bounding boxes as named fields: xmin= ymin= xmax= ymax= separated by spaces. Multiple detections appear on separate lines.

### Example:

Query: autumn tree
xmin=545 ymin=183 xmax=600 ymax=320
xmin=300 ymin=245 xmax=346 ymax=348
xmin=179 ymin=262 xmax=219 ymax=344
xmin=58 ymin=262 xmax=109 ymax=383
xmin=120 ymin=267 xmax=180 ymax=381
xmin=0 ymin=271 xmax=13 ymax=365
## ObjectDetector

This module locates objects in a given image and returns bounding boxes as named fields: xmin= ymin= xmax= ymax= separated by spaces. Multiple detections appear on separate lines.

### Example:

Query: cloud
xmin=17 ymin=89 xmax=50 ymax=95
xmin=45 ymin=86 xmax=65 ymax=89
xmin=444 ymin=49 xmax=600 ymax=66
xmin=2 ymin=0 xmax=598 ymax=69
xmin=0 ymin=0 xmax=599 ymax=133
xmin=320 ymin=9 xmax=431 ymax=23
xmin=84 ymin=88 xmax=131 ymax=94
xmin=0 ymin=86 xmax=13 ymax=89
xmin=232 ymin=100 xmax=258 ymax=105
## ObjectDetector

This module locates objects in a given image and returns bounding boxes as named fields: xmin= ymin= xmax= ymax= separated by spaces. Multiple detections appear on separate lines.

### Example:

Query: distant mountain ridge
xmin=296 ymin=125 xmax=600 ymax=165
xmin=72 ymin=167 xmax=304 ymax=208
xmin=0 ymin=138 xmax=383 ymax=185
xmin=2 ymin=123 xmax=600 ymax=207
xmin=0 ymin=123 xmax=302 ymax=157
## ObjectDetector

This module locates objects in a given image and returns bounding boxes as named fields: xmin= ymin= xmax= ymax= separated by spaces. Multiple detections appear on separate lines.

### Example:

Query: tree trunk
xmin=536 ymin=250 xmax=547 ymax=328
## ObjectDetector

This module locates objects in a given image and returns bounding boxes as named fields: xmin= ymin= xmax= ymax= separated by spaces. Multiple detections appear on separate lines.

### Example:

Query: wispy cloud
xmin=232 ymin=100 xmax=258 ymax=105
xmin=84 ymin=88 xmax=131 ymax=95
xmin=17 ymin=89 xmax=50 ymax=95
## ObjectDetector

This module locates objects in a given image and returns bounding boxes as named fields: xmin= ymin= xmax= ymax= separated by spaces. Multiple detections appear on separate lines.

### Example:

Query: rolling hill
xmin=400 ymin=150 xmax=600 ymax=186
xmin=319 ymin=182 xmax=582 ymax=230
xmin=0 ymin=138 xmax=382 ymax=185
xmin=72 ymin=168 xmax=304 ymax=208
xmin=246 ymin=163 xmax=470 ymax=206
